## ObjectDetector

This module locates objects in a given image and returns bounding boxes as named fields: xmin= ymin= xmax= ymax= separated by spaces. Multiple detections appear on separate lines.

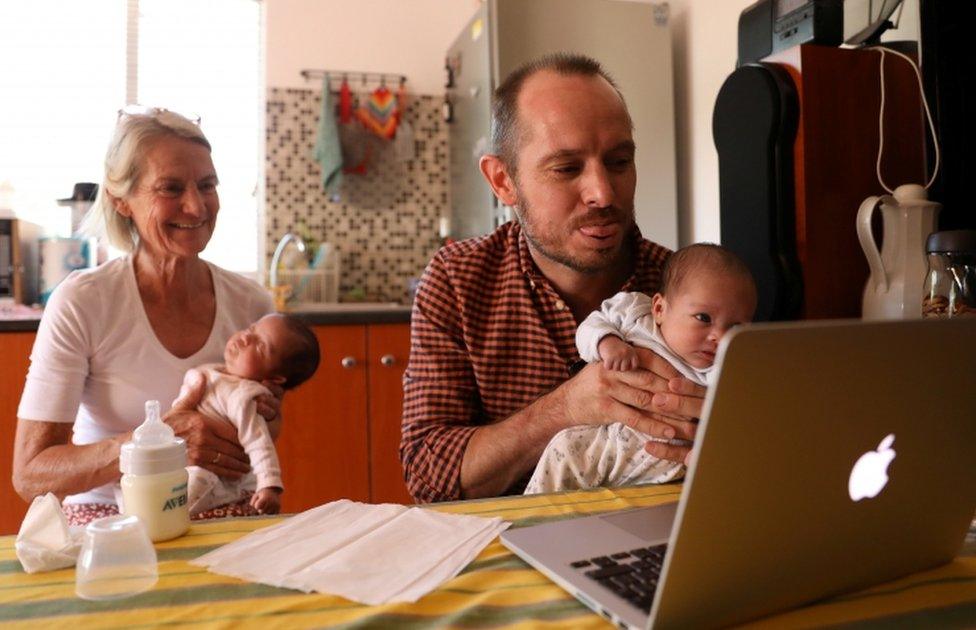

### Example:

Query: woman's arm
xmin=12 ymin=420 xmax=130 ymax=502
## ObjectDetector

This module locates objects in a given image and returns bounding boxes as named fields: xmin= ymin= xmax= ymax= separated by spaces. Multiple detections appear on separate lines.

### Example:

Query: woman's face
xmin=118 ymin=135 xmax=219 ymax=259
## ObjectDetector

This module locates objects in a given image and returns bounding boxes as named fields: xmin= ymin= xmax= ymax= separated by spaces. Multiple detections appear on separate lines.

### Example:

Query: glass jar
xmin=922 ymin=230 xmax=976 ymax=318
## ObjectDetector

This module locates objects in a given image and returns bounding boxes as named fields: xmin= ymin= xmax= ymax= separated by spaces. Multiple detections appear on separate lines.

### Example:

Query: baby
xmin=525 ymin=243 xmax=757 ymax=494
xmin=184 ymin=313 xmax=320 ymax=516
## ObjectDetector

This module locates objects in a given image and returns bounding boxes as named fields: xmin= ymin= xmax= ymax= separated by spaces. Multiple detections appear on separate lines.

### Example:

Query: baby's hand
xmin=250 ymin=487 xmax=282 ymax=514
xmin=598 ymin=335 xmax=639 ymax=371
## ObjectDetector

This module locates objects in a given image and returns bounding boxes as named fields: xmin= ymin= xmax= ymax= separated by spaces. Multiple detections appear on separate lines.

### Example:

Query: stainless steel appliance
xmin=0 ymin=218 xmax=40 ymax=305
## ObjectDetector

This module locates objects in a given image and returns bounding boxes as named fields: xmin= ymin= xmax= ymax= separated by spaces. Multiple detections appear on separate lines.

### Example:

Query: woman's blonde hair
xmin=82 ymin=110 xmax=211 ymax=252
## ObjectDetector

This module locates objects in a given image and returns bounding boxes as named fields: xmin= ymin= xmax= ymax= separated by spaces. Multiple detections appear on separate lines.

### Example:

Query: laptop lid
xmin=650 ymin=317 xmax=976 ymax=628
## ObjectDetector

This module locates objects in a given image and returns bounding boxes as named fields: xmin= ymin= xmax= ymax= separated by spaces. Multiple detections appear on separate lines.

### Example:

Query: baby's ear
xmin=269 ymin=375 xmax=287 ymax=386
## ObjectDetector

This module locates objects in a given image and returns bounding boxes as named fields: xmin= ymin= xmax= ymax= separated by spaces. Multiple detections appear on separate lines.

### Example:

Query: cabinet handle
xmin=341 ymin=356 xmax=357 ymax=369
xmin=380 ymin=354 xmax=396 ymax=367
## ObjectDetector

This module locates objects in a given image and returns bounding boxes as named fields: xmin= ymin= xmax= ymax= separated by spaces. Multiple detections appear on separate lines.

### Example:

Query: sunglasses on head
xmin=117 ymin=105 xmax=201 ymax=126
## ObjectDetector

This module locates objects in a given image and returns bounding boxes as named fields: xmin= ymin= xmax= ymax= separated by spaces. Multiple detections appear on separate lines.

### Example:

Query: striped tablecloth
xmin=2 ymin=484 xmax=974 ymax=629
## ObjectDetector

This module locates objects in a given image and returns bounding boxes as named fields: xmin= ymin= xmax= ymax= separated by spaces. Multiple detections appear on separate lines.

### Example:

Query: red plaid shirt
xmin=400 ymin=221 xmax=671 ymax=502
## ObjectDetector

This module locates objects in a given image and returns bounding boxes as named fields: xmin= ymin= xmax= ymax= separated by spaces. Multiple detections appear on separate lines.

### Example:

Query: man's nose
xmin=580 ymin=164 xmax=614 ymax=208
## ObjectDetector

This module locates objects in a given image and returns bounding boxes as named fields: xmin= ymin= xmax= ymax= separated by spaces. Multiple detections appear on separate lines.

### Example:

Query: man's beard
xmin=514 ymin=197 xmax=634 ymax=275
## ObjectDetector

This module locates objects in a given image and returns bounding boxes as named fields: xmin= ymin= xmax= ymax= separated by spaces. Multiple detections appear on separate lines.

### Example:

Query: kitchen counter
xmin=0 ymin=304 xmax=412 ymax=332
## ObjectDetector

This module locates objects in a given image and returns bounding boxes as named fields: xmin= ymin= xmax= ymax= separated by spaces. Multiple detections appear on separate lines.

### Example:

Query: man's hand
xmin=166 ymin=371 xmax=250 ymax=479
xmin=250 ymin=487 xmax=282 ymax=514
xmin=598 ymin=335 xmax=640 ymax=371
xmin=555 ymin=347 xmax=705 ymax=463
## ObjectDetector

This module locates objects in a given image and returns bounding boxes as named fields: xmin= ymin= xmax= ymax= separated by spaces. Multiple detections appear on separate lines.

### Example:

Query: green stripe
xmin=0 ymin=575 xmax=583 ymax=626
xmin=822 ymin=599 xmax=976 ymax=629
xmin=829 ymin=574 xmax=976 ymax=604
xmin=116 ymin=598 xmax=590 ymax=629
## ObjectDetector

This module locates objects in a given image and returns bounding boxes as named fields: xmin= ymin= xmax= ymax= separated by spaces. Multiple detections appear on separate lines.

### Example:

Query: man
xmin=400 ymin=54 xmax=703 ymax=503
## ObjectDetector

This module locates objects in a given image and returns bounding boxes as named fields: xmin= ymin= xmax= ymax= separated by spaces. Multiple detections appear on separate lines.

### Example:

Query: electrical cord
xmin=869 ymin=45 xmax=941 ymax=193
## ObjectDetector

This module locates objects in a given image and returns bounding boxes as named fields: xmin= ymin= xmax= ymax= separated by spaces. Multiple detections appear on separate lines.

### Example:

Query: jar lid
xmin=120 ymin=438 xmax=187 ymax=475
xmin=926 ymin=230 xmax=976 ymax=254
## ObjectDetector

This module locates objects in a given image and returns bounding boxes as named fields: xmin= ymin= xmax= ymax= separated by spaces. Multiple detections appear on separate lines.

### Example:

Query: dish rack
xmin=275 ymin=251 xmax=340 ymax=306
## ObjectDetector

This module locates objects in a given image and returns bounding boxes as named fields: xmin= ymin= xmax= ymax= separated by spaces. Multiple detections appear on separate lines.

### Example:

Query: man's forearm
xmin=459 ymin=386 xmax=570 ymax=499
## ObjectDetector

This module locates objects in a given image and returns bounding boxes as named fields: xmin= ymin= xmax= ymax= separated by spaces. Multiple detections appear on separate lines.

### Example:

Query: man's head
xmin=480 ymin=54 xmax=637 ymax=275
xmin=223 ymin=313 xmax=321 ymax=390
xmin=652 ymin=244 xmax=758 ymax=369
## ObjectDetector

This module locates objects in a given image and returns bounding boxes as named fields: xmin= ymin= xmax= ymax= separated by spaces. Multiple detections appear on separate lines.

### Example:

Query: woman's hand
xmin=257 ymin=380 xmax=285 ymax=440
xmin=166 ymin=371 xmax=250 ymax=478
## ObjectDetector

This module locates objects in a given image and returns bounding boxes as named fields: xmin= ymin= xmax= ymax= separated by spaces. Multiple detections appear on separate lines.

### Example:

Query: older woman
xmin=12 ymin=109 xmax=280 ymax=524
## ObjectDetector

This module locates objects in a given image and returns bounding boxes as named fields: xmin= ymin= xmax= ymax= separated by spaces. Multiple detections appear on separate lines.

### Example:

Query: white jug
xmin=856 ymin=184 xmax=941 ymax=319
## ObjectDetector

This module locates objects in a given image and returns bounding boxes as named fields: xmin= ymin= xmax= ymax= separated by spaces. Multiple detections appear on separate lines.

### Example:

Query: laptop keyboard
xmin=568 ymin=544 xmax=667 ymax=613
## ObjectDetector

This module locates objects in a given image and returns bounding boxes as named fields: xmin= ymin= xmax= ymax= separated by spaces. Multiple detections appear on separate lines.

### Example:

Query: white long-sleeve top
xmin=575 ymin=291 xmax=714 ymax=387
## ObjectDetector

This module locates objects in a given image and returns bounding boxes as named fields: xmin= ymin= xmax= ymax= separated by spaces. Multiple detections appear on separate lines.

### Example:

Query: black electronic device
xmin=738 ymin=0 xmax=843 ymax=66
xmin=713 ymin=64 xmax=803 ymax=321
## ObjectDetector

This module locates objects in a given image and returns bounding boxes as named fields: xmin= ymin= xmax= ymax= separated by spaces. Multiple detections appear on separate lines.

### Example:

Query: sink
xmin=285 ymin=302 xmax=406 ymax=314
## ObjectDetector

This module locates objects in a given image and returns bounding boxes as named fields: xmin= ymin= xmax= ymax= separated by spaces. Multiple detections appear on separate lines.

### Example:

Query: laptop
xmin=501 ymin=318 xmax=976 ymax=629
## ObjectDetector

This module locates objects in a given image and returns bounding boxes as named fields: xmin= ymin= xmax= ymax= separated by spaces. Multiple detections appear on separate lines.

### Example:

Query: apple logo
xmin=848 ymin=434 xmax=896 ymax=502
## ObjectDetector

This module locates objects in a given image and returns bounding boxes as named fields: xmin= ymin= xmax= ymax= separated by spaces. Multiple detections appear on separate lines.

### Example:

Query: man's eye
xmin=606 ymin=157 xmax=633 ymax=171
xmin=159 ymin=185 xmax=183 ymax=196
xmin=694 ymin=313 xmax=712 ymax=323
xmin=199 ymin=181 xmax=218 ymax=193
xmin=552 ymin=164 xmax=580 ymax=174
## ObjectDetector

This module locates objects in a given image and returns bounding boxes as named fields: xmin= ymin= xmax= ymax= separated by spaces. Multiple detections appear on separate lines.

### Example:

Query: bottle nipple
xmin=133 ymin=400 xmax=175 ymax=445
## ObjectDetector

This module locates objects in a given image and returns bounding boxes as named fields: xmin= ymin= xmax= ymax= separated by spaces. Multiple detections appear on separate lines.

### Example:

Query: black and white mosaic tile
xmin=264 ymin=88 xmax=447 ymax=303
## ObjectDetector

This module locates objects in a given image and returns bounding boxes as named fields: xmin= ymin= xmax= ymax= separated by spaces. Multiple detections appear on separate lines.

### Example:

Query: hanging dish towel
xmin=338 ymin=78 xmax=371 ymax=175
xmin=313 ymin=74 xmax=343 ymax=194
xmin=393 ymin=83 xmax=416 ymax=163
xmin=356 ymin=86 xmax=399 ymax=140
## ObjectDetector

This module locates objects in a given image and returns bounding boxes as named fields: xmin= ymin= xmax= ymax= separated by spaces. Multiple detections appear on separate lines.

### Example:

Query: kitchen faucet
xmin=269 ymin=232 xmax=307 ymax=310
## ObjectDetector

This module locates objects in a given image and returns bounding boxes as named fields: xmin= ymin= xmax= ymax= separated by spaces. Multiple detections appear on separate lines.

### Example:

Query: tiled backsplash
xmin=264 ymin=88 xmax=447 ymax=303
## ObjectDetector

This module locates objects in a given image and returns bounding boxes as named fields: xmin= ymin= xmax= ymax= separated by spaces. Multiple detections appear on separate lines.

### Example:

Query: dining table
xmin=2 ymin=483 xmax=974 ymax=628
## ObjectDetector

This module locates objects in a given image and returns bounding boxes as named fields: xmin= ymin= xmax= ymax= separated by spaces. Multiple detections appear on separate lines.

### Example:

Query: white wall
xmin=264 ymin=0 xmax=479 ymax=94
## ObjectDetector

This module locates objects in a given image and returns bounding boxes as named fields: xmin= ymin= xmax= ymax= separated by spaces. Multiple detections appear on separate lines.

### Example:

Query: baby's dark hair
xmin=660 ymin=243 xmax=755 ymax=296
xmin=275 ymin=315 xmax=320 ymax=390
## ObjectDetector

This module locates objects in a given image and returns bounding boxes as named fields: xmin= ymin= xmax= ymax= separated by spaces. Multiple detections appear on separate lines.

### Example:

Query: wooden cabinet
xmin=366 ymin=323 xmax=413 ymax=504
xmin=274 ymin=322 xmax=413 ymax=512
xmin=0 ymin=332 xmax=36 ymax=535
xmin=0 ymin=321 xmax=411 ymax=534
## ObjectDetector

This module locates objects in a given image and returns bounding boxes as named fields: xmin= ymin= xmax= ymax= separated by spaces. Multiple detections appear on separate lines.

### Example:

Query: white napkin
xmin=15 ymin=493 xmax=83 ymax=573
xmin=192 ymin=500 xmax=509 ymax=604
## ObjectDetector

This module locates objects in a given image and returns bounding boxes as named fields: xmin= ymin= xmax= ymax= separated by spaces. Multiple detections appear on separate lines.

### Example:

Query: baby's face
xmin=653 ymin=271 xmax=756 ymax=369
xmin=223 ymin=314 xmax=292 ymax=382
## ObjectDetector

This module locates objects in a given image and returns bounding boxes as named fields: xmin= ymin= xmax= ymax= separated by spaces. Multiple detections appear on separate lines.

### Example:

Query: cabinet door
xmin=1 ymin=332 xmax=36 ymax=534
xmin=367 ymin=323 xmax=413 ymax=504
xmin=277 ymin=325 xmax=369 ymax=512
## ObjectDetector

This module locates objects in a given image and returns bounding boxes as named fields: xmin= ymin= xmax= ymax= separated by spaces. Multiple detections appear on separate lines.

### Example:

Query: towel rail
xmin=300 ymin=69 xmax=407 ymax=89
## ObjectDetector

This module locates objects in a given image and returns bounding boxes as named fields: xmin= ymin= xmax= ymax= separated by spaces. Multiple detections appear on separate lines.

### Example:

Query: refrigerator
xmin=445 ymin=0 xmax=677 ymax=248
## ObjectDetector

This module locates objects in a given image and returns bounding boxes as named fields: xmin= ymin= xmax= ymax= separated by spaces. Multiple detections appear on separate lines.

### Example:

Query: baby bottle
xmin=119 ymin=401 xmax=190 ymax=542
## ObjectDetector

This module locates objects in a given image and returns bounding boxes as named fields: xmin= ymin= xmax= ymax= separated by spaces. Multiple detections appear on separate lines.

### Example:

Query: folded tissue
xmin=15 ymin=493 xmax=83 ymax=573
xmin=193 ymin=499 xmax=510 ymax=605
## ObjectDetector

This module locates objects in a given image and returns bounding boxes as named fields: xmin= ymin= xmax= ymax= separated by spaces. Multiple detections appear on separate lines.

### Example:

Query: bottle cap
xmin=120 ymin=401 xmax=187 ymax=476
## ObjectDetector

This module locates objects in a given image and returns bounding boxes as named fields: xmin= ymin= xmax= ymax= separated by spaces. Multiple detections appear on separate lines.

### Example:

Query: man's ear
xmin=479 ymin=154 xmax=518 ymax=206
xmin=651 ymin=292 xmax=666 ymax=325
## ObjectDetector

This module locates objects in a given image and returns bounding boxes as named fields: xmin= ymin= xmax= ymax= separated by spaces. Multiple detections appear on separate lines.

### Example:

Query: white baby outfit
xmin=525 ymin=291 xmax=714 ymax=494
xmin=183 ymin=364 xmax=282 ymax=515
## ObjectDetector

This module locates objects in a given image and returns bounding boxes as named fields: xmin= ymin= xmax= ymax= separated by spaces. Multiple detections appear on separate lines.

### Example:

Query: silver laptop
xmin=501 ymin=318 xmax=976 ymax=629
